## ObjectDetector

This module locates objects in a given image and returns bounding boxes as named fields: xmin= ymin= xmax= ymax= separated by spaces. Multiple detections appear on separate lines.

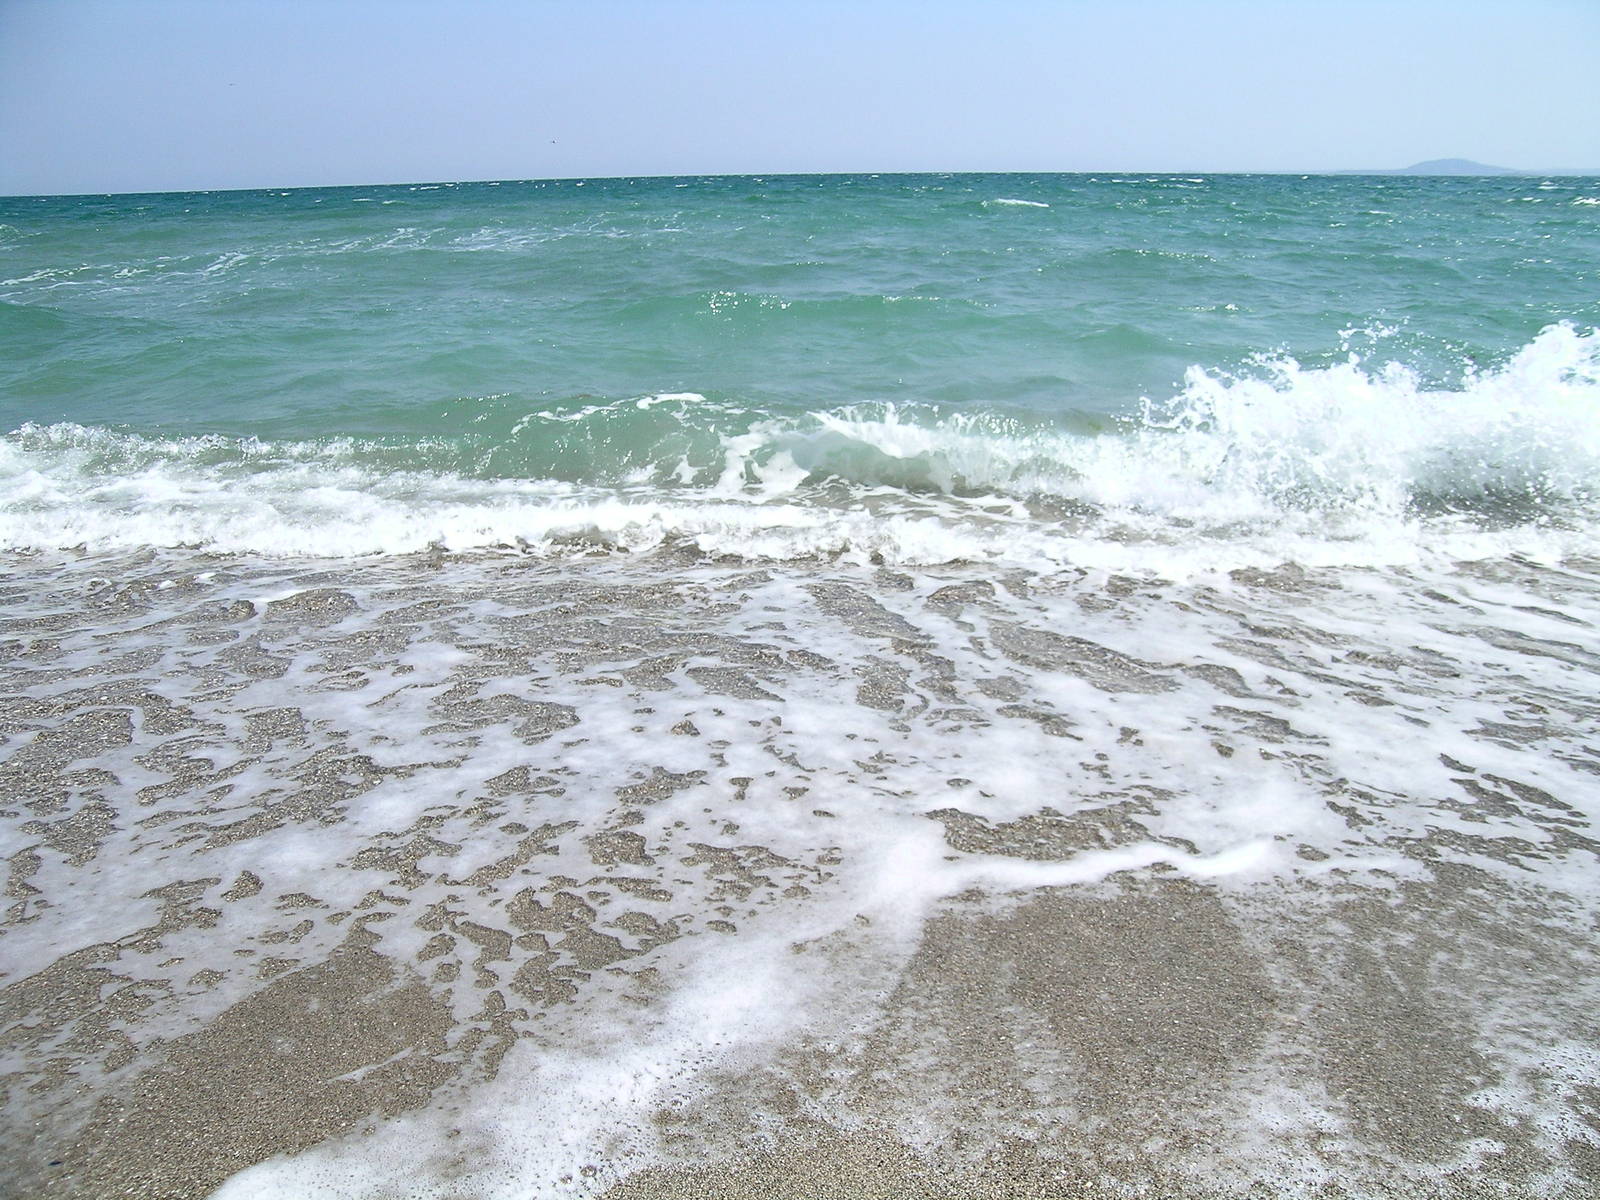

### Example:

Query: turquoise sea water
xmin=3 ymin=173 xmax=1598 ymax=563
xmin=5 ymin=176 xmax=1600 ymax=1198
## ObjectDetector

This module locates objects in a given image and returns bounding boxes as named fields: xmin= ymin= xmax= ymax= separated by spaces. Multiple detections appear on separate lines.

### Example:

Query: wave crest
xmin=3 ymin=325 xmax=1596 ymax=568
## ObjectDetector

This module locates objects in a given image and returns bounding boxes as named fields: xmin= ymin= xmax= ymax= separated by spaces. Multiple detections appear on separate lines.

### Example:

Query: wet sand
xmin=602 ymin=869 xmax=1600 ymax=1200
xmin=3 ymin=550 xmax=1599 ymax=1198
xmin=10 ymin=868 xmax=1596 ymax=1198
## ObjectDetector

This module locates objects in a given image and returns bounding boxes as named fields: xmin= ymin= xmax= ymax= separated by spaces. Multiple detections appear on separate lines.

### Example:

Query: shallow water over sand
xmin=2 ymin=546 xmax=1597 ymax=1197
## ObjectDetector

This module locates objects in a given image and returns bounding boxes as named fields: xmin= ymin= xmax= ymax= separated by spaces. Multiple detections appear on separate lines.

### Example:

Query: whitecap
xmin=3 ymin=325 xmax=1597 ymax=576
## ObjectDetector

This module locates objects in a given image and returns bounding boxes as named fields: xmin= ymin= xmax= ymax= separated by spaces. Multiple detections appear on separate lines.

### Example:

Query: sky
xmin=1 ymin=0 xmax=1597 ymax=195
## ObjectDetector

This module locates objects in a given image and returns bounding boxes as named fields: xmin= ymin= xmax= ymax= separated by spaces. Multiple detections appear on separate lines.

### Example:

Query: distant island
xmin=1339 ymin=158 xmax=1598 ymax=176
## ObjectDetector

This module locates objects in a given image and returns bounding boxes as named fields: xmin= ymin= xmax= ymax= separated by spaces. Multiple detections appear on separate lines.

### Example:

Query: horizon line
xmin=6 ymin=165 xmax=1600 ymax=201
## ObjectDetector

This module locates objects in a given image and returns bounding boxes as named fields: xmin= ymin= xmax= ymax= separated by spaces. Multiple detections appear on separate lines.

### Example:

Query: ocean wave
xmin=1120 ymin=321 xmax=1600 ymax=518
xmin=3 ymin=325 xmax=1596 ymax=569
xmin=730 ymin=322 xmax=1600 ymax=521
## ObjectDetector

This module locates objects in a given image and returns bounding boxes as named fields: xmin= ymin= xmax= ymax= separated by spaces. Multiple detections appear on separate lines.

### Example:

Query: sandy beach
xmin=3 ymin=548 xmax=1597 ymax=1198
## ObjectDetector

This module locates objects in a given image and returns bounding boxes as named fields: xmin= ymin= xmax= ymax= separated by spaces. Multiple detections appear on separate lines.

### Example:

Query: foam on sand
xmin=2 ymin=543 xmax=1597 ymax=1197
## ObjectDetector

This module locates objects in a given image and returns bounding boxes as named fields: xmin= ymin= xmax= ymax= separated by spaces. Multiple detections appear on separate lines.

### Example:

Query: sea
xmin=2 ymin=173 xmax=1599 ymax=1197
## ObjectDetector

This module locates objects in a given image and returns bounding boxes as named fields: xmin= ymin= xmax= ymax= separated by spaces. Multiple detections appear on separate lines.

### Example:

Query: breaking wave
xmin=2 ymin=324 xmax=1596 ymax=569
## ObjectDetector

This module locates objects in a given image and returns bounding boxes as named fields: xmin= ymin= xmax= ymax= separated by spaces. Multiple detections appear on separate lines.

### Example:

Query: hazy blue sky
xmin=1 ymin=0 xmax=1596 ymax=195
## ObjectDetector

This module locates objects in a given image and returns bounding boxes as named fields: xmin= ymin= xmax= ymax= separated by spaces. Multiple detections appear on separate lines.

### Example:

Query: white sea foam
xmin=985 ymin=197 xmax=1051 ymax=208
xmin=3 ymin=430 xmax=1597 ymax=1194
xmin=2 ymin=326 xmax=1596 ymax=573
xmin=51 ymin=544 xmax=1572 ymax=1197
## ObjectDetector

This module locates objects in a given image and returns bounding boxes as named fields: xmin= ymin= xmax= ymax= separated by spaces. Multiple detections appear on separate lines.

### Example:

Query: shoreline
xmin=2 ymin=548 xmax=1597 ymax=1198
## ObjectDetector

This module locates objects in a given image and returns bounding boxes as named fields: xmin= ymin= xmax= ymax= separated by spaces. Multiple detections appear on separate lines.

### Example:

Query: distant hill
xmin=1338 ymin=158 xmax=1598 ymax=176
xmin=1398 ymin=159 xmax=1519 ymax=175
